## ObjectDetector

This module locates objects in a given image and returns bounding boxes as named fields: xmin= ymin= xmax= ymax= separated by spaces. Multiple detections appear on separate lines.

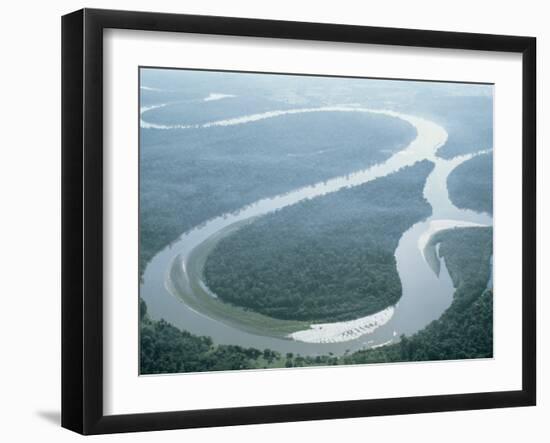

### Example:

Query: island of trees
xmin=203 ymin=161 xmax=434 ymax=322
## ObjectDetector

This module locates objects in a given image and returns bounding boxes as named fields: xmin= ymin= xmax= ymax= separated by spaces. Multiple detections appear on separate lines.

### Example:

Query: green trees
xmin=140 ymin=317 xmax=213 ymax=374
xmin=140 ymin=301 xmax=282 ymax=374
xmin=204 ymin=161 xmax=434 ymax=322
xmin=447 ymin=153 xmax=493 ymax=215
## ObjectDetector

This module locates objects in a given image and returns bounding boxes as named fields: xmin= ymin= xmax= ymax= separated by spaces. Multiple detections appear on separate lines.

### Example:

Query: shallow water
xmin=140 ymin=106 xmax=493 ymax=356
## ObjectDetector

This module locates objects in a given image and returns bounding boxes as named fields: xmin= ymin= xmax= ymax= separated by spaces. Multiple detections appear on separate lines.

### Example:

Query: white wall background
xmin=0 ymin=0 xmax=545 ymax=441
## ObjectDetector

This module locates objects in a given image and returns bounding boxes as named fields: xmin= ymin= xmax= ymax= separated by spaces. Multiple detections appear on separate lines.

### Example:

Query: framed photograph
xmin=61 ymin=8 xmax=536 ymax=434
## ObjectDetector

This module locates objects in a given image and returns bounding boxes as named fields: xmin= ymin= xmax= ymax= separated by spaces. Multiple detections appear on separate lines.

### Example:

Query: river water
xmin=140 ymin=106 xmax=493 ymax=356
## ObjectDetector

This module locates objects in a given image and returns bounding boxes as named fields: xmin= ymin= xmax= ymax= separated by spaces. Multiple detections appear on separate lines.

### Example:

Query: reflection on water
xmin=140 ymin=107 xmax=493 ymax=356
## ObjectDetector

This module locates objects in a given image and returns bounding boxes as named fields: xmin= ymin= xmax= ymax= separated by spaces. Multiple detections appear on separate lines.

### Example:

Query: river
xmin=140 ymin=105 xmax=493 ymax=356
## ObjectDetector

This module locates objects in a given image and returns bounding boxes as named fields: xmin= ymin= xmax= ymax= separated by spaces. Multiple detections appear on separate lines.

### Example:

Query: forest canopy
xmin=447 ymin=153 xmax=493 ymax=215
xmin=203 ymin=161 xmax=434 ymax=322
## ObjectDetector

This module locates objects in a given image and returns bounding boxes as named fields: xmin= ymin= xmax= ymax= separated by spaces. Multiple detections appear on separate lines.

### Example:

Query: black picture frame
xmin=61 ymin=8 xmax=536 ymax=435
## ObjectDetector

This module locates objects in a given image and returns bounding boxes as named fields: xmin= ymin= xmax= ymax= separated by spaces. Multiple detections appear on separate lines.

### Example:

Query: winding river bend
xmin=140 ymin=106 xmax=493 ymax=356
